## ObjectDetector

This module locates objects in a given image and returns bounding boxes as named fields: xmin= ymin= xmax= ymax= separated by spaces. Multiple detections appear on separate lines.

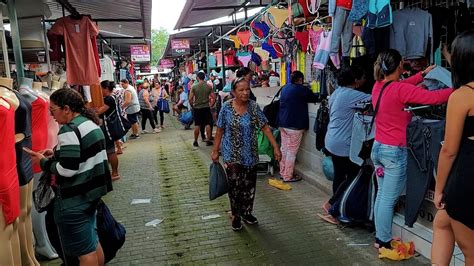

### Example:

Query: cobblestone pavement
xmin=41 ymin=115 xmax=428 ymax=265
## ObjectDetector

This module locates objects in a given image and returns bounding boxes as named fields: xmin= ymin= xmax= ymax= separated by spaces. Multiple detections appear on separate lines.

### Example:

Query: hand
xmin=434 ymin=191 xmax=445 ymax=210
xmin=423 ymin=65 xmax=436 ymax=75
xmin=23 ymin=147 xmax=46 ymax=166
xmin=273 ymin=147 xmax=282 ymax=162
xmin=211 ymin=150 xmax=219 ymax=162
xmin=38 ymin=149 xmax=54 ymax=158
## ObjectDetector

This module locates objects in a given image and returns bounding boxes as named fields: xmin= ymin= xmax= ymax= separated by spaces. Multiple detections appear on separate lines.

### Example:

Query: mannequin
xmin=32 ymin=81 xmax=49 ymax=100
xmin=0 ymin=77 xmax=21 ymax=266
xmin=51 ymin=80 xmax=60 ymax=91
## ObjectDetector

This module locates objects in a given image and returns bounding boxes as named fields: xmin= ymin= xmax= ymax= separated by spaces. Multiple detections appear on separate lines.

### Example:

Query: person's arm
xmin=189 ymin=88 xmax=195 ymax=106
xmin=398 ymin=83 xmax=453 ymax=105
xmin=261 ymin=124 xmax=281 ymax=161
xmin=211 ymin=127 xmax=224 ymax=162
xmin=442 ymin=44 xmax=451 ymax=66
xmin=349 ymin=90 xmax=371 ymax=107
xmin=304 ymin=86 xmax=320 ymax=103
xmin=209 ymin=89 xmax=217 ymax=107
xmin=122 ymin=90 xmax=131 ymax=109
xmin=401 ymin=65 xmax=436 ymax=85
xmin=434 ymin=91 xmax=467 ymax=209
xmin=96 ymin=104 xmax=110 ymax=116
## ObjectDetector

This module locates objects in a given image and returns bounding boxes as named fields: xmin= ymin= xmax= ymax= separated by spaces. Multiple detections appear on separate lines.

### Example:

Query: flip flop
xmin=283 ymin=176 xmax=302 ymax=182
xmin=111 ymin=175 xmax=121 ymax=181
xmin=317 ymin=213 xmax=339 ymax=225
xmin=321 ymin=201 xmax=331 ymax=215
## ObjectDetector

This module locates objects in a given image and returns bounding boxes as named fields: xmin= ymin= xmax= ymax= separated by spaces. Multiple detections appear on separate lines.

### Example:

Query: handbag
xmin=209 ymin=162 xmax=228 ymax=200
xmin=157 ymin=89 xmax=170 ymax=113
xmin=32 ymin=171 xmax=55 ymax=213
xmin=358 ymin=81 xmax=393 ymax=160
xmin=104 ymin=96 xmax=132 ymax=141
xmin=263 ymin=87 xmax=283 ymax=128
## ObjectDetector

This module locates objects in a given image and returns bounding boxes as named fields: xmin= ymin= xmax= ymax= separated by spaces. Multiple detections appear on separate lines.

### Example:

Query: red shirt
xmin=336 ymin=0 xmax=352 ymax=10
xmin=372 ymin=72 xmax=453 ymax=147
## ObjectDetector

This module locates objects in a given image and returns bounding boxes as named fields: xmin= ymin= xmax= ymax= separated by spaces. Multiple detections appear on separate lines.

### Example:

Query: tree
xmin=151 ymin=27 xmax=169 ymax=67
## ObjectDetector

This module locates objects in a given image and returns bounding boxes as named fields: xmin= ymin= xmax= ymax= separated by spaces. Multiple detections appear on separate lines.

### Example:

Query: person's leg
xmin=115 ymin=140 xmax=123 ymax=155
xmin=282 ymin=129 xmax=304 ymax=181
xmin=200 ymin=124 xmax=206 ymax=141
xmin=147 ymin=110 xmax=156 ymax=129
xmin=205 ymin=125 xmax=212 ymax=141
xmin=451 ymin=217 xmax=474 ymax=265
xmin=432 ymin=210 xmax=455 ymax=265
xmin=194 ymin=126 xmax=201 ymax=142
xmin=279 ymin=128 xmax=289 ymax=179
xmin=159 ymin=110 xmax=164 ymax=127
xmin=225 ymin=164 xmax=244 ymax=230
xmin=153 ymin=106 xmax=159 ymax=124
xmin=107 ymin=152 xmax=119 ymax=177
xmin=141 ymin=109 xmax=147 ymax=131
xmin=242 ymin=166 xmax=258 ymax=217
xmin=328 ymin=156 xmax=355 ymax=205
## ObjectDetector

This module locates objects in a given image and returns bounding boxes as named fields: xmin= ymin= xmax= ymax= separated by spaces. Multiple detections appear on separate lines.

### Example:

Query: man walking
xmin=121 ymin=79 xmax=141 ymax=139
xmin=189 ymin=72 xmax=215 ymax=148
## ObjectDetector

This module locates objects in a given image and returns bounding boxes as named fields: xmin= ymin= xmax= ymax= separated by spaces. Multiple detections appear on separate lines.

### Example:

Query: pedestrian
xmin=120 ymin=79 xmax=141 ymax=139
xmin=151 ymin=82 xmax=169 ymax=130
xmin=138 ymin=82 xmax=160 ymax=134
xmin=97 ymin=80 xmax=121 ymax=181
xmin=320 ymin=64 xmax=371 ymax=224
xmin=431 ymin=30 xmax=474 ymax=266
xmin=211 ymin=77 xmax=281 ymax=231
xmin=113 ymin=83 xmax=126 ymax=154
xmin=278 ymin=71 xmax=319 ymax=182
xmin=172 ymin=86 xmax=189 ymax=116
xmin=370 ymin=49 xmax=452 ymax=250
xmin=235 ymin=67 xmax=257 ymax=101
xmin=189 ymin=72 xmax=215 ymax=147
xmin=25 ymin=88 xmax=110 ymax=265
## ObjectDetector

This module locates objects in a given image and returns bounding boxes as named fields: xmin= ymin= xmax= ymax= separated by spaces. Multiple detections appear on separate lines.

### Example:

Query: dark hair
xmin=231 ymin=77 xmax=248 ymax=91
xmin=451 ymin=30 xmax=474 ymax=89
xmin=336 ymin=64 xmax=365 ymax=87
xmin=120 ymin=79 xmax=129 ymax=84
xmin=197 ymin=72 xmax=206 ymax=81
xmin=236 ymin=67 xmax=252 ymax=78
xmin=290 ymin=71 xmax=304 ymax=84
xmin=374 ymin=49 xmax=402 ymax=81
xmin=50 ymin=88 xmax=100 ymax=125
xmin=100 ymin=80 xmax=115 ymax=92
xmin=177 ymin=85 xmax=184 ymax=91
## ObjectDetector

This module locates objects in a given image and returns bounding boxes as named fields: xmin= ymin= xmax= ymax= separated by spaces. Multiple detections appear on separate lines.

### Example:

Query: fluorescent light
xmin=99 ymin=30 xmax=133 ymax=38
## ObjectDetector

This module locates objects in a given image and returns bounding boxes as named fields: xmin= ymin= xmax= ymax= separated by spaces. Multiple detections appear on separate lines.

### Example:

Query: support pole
xmin=205 ymin=37 xmax=210 ymax=75
xmin=42 ymin=16 xmax=51 ymax=71
xmin=0 ymin=6 xmax=11 ymax=78
xmin=220 ymin=25 xmax=226 ymax=87
xmin=8 ymin=0 xmax=25 ymax=78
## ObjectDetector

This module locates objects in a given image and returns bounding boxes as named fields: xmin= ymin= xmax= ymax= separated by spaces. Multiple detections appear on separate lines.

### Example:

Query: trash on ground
xmin=131 ymin=199 xmax=151 ymax=205
xmin=379 ymin=240 xmax=415 ymax=261
xmin=145 ymin=219 xmax=164 ymax=227
xmin=201 ymin=214 xmax=221 ymax=220
xmin=268 ymin=179 xmax=292 ymax=190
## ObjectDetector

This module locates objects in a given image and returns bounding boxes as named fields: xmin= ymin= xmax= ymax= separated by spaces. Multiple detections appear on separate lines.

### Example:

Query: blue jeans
xmin=371 ymin=141 xmax=407 ymax=242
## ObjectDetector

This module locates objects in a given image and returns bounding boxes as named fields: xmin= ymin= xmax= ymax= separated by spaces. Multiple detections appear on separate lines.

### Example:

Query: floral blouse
xmin=217 ymin=100 xmax=268 ymax=167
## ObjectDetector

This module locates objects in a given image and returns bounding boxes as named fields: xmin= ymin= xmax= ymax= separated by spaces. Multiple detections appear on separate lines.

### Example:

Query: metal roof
xmin=174 ymin=0 xmax=272 ymax=30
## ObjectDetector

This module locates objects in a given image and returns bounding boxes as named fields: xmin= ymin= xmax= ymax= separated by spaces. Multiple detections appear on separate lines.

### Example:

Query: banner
xmin=130 ymin=45 xmax=150 ymax=62
xmin=159 ymin=59 xmax=175 ymax=68
xmin=171 ymin=39 xmax=190 ymax=56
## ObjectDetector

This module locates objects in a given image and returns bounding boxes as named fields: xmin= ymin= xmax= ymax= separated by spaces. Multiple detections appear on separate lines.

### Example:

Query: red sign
xmin=130 ymin=45 xmax=150 ymax=62
xmin=159 ymin=59 xmax=174 ymax=68
xmin=171 ymin=39 xmax=190 ymax=49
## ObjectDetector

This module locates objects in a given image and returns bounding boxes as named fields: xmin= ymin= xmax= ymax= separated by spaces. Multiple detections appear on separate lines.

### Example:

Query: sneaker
xmin=153 ymin=128 xmax=161 ymax=133
xmin=206 ymin=141 xmax=214 ymax=146
xmin=242 ymin=214 xmax=258 ymax=225
xmin=193 ymin=141 xmax=199 ymax=148
xmin=141 ymin=130 xmax=149 ymax=134
xmin=232 ymin=217 xmax=243 ymax=231
xmin=129 ymin=134 xmax=140 ymax=139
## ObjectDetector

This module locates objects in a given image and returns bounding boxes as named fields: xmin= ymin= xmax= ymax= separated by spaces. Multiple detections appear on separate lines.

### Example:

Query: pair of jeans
xmin=328 ymin=153 xmax=361 ymax=205
xmin=371 ymin=141 xmax=407 ymax=242
xmin=405 ymin=119 xmax=445 ymax=227
xmin=330 ymin=7 xmax=353 ymax=60
xmin=153 ymin=106 xmax=164 ymax=126
xmin=140 ymin=108 xmax=156 ymax=130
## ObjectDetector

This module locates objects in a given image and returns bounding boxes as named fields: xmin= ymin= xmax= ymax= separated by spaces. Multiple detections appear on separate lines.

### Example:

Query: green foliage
xmin=151 ymin=27 xmax=169 ymax=67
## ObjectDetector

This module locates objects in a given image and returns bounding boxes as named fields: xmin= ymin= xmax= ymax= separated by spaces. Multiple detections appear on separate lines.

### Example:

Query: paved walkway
xmin=41 ymin=114 xmax=428 ymax=265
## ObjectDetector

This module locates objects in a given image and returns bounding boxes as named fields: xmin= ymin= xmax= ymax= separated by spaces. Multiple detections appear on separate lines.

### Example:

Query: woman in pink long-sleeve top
xmin=370 ymin=49 xmax=453 ymax=250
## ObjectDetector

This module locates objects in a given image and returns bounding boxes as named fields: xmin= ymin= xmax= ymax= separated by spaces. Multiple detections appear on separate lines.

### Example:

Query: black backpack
xmin=314 ymin=99 xmax=329 ymax=151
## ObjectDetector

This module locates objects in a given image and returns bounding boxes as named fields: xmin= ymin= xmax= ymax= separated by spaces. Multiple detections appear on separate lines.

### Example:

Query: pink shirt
xmin=372 ymin=72 xmax=453 ymax=147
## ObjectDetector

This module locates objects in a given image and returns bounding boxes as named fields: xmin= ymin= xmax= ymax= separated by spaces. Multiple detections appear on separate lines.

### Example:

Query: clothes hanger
xmin=306 ymin=0 xmax=321 ymax=15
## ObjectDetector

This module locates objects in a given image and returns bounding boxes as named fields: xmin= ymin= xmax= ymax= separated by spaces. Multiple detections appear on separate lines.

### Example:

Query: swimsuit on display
xmin=13 ymin=90 xmax=33 ymax=186
xmin=229 ymin=35 xmax=241 ymax=49
xmin=272 ymin=37 xmax=287 ymax=58
xmin=309 ymin=28 xmax=324 ymax=53
xmin=254 ymin=47 xmax=270 ymax=61
xmin=251 ymin=52 xmax=262 ymax=66
xmin=0 ymin=98 xmax=20 ymax=225
xmin=237 ymin=30 xmax=252 ymax=46
xmin=298 ymin=0 xmax=311 ymax=17
xmin=295 ymin=31 xmax=310 ymax=52
xmin=31 ymin=97 xmax=49 ymax=173
xmin=313 ymin=30 xmax=332 ymax=69
xmin=268 ymin=7 xmax=289 ymax=28
xmin=252 ymin=21 xmax=271 ymax=38
xmin=237 ymin=52 xmax=252 ymax=67
xmin=262 ymin=41 xmax=279 ymax=59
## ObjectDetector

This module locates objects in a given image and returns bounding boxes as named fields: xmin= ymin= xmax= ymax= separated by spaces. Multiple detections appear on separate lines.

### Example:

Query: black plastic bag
xmin=209 ymin=162 xmax=228 ymax=200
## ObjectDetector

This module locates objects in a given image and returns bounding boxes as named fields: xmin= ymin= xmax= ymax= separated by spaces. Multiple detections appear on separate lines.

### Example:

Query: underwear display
xmin=268 ymin=7 xmax=289 ymax=28
xmin=254 ymin=47 xmax=270 ymax=61
xmin=237 ymin=52 xmax=252 ymax=67
xmin=272 ymin=37 xmax=286 ymax=58
xmin=251 ymin=52 xmax=262 ymax=66
xmin=298 ymin=0 xmax=311 ymax=17
xmin=252 ymin=21 xmax=271 ymax=38
xmin=313 ymin=30 xmax=332 ymax=69
xmin=237 ymin=30 xmax=252 ymax=46
xmin=229 ymin=35 xmax=241 ymax=49
xmin=295 ymin=31 xmax=310 ymax=52
xmin=262 ymin=41 xmax=279 ymax=59
xmin=309 ymin=28 xmax=324 ymax=53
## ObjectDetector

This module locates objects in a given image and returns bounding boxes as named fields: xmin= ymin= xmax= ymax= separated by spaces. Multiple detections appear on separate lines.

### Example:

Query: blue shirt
xmin=217 ymin=100 xmax=267 ymax=167
xmin=325 ymin=87 xmax=371 ymax=157
xmin=278 ymin=83 xmax=319 ymax=130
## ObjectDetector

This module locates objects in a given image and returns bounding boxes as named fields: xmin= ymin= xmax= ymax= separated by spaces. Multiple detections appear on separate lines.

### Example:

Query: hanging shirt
xmin=49 ymin=16 xmax=100 ymax=85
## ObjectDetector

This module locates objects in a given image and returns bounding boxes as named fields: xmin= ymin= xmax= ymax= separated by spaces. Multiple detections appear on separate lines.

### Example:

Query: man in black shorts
xmin=189 ymin=72 xmax=216 ymax=148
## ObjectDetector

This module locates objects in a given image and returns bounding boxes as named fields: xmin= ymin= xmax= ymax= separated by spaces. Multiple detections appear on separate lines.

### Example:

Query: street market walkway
xmin=43 ymin=114 xmax=428 ymax=265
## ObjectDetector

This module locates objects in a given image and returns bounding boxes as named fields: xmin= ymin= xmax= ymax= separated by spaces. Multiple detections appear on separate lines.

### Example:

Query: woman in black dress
xmin=431 ymin=30 xmax=474 ymax=265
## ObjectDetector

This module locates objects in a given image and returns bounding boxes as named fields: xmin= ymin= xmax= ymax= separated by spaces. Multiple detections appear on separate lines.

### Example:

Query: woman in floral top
xmin=212 ymin=77 xmax=281 ymax=231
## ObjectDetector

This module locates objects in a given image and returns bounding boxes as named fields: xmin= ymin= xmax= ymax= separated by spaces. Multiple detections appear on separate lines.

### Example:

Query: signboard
xmin=130 ymin=45 xmax=150 ymax=62
xmin=171 ymin=39 xmax=190 ymax=56
xmin=139 ymin=64 xmax=151 ymax=73
xmin=159 ymin=59 xmax=175 ymax=68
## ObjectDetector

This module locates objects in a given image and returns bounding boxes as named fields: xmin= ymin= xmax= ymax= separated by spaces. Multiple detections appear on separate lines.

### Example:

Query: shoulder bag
xmin=104 ymin=96 xmax=132 ymax=141
xmin=263 ymin=87 xmax=283 ymax=128
xmin=157 ymin=89 xmax=170 ymax=113
xmin=358 ymin=81 xmax=393 ymax=160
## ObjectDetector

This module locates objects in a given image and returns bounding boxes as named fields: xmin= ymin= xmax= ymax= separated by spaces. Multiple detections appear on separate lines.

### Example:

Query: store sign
xmin=159 ymin=59 xmax=175 ymax=68
xmin=130 ymin=45 xmax=151 ymax=62
xmin=171 ymin=39 xmax=190 ymax=56
xmin=140 ymin=64 xmax=151 ymax=73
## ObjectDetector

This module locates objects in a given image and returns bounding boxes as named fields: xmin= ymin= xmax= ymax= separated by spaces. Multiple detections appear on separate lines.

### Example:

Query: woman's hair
xmin=177 ymin=85 xmax=184 ymax=92
xmin=290 ymin=71 xmax=304 ymax=84
xmin=336 ymin=64 xmax=365 ymax=87
xmin=450 ymin=30 xmax=474 ymax=89
xmin=50 ymin=88 xmax=100 ymax=125
xmin=236 ymin=67 xmax=252 ymax=78
xmin=374 ymin=49 xmax=402 ymax=81
xmin=100 ymin=80 xmax=115 ymax=92
xmin=231 ymin=77 xmax=248 ymax=91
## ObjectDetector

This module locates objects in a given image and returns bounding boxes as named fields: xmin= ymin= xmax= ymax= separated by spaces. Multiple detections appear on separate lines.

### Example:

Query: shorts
xmin=54 ymin=200 xmax=99 ymax=257
xmin=193 ymin=107 xmax=212 ymax=126
xmin=126 ymin=112 xmax=139 ymax=124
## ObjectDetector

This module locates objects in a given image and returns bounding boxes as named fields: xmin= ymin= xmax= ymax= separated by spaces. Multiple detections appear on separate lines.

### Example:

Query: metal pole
xmin=8 ymin=0 xmax=25 ymax=78
xmin=205 ymin=37 xmax=210 ymax=74
xmin=0 ymin=6 xmax=11 ymax=78
xmin=220 ymin=25 xmax=225 ymax=87
xmin=42 ymin=16 xmax=51 ymax=71
xmin=62 ymin=5 xmax=65 ymax=17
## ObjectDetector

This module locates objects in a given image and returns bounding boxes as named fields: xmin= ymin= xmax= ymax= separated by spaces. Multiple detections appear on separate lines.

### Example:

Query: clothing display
xmin=330 ymin=7 xmax=353 ymax=61
xmin=268 ymin=7 xmax=289 ymax=28
xmin=362 ymin=26 xmax=390 ymax=56
xmin=229 ymin=35 xmax=241 ymax=49
xmin=252 ymin=21 xmax=270 ymax=38
xmin=348 ymin=0 xmax=368 ymax=22
xmin=279 ymin=128 xmax=305 ymax=180
xmin=350 ymin=113 xmax=375 ymax=166
xmin=422 ymin=66 xmax=452 ymax=90
xmin=309 ymin=28 xmax=323 ymax=53
xmin=31 ymin=97 xmax=49 ymax=173
xmin=100 ymin=56 xmax=115 ymax=82
xmin=295 ymin=31 xmax=310 ymax=53
xmin=237 ymin=52 xmax=252 ymax=67
xmin=49 ymin=16 xmax=100 ymax=85
xmin=367 ymin=0 xmax=392 ymax=28
xmin=262 ymin=41 xmax=279 ymax=59
xmin=208 ymin=54 xmax=217 ymax=68
xmin=13 ymin=90 xmax=33 ymax=186
xmin=313 ymin=31 xmax=332 ymax=70
xmin=237 ymin=30 xmax=252 ymax=46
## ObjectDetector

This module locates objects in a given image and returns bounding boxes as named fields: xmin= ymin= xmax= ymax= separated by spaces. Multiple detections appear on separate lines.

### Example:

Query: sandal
xmin=317 ymin=213 xmax=339 ymax=225
xmin=111 ymin=175 xmax=121 ymax=181
xmin=322 ymin=201 xmax=331 ymax=215
xmin=283 ymin=176 xmax=302 ymax=182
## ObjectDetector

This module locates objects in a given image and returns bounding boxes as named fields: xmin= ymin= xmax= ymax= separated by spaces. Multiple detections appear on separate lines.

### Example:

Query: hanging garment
xmin=48 ymin=16 xmax=100 ymax=85
xmin=362 ymin=26 xmax=390 ymax=56
xmin=298 ymin=51 xmax=305 ymax=75
xmin=237 ymin=52 xmax=252 ymax=67
xmin=262 ymin=41 xmax=279 ymax=59
xmin=422 ymin=66 xmax=452 ymax=90
xmin=268 ymin=7 xmax=289 ymax=28
xmin=254 ymin=47 xmax=270 ymax=61
xmin=251 ymin=52 xmax=262 ymax=66
xmin=298 ymin=0 xmax=311 ymax=17
xmin=349 ymin=0 xmax=368 ymax=22
xmin=280 ymin=61 xmax=286 ymax=84
xmin=309 ymin=28 xmax=324 ymax=53
xmin=350 ymin=36 xmax=366 ymax=59
xmin=313 ymin=31 xmax=333 ymax=70
xmin=252 ymin=21 xmax=271 ymax=38
xmin=229 ymin=35 xmax=241 ymax=49
xmin=12 ymin=91 xmax=33 ymax=186
xmin=237 ymin=30 xmax=252 ymax=46
xmin=251 ymin=21 xmax=264 ymax=38
xmin=295 ymin=31 xmax=310 ymax=52
xmin=330 ymin=7 xmax=354 ymax=58
xmin=208 ymin=54 xmax=217 ymax=68
xmin=272 ymin=37 xmax=286 ymax=58
xmin=224 ymin=49 xmax=238 ymax=66
xmin=367 ymin=0 xmax=392 ymax=28
xmin=305 ymin=53 xmax=313 ymax=82
xmin=31 ymin=97 xmax=49 ymax=173
xmin=336 ymin=0 xmax=352 ymax=10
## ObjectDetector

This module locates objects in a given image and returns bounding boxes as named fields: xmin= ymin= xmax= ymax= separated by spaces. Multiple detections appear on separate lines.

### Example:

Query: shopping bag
xmin=158 ymin=99 xmax=170 ymax=113
xmin=32 ymin=171 xmax=55 ymax=213
xmin=179 ymin=111 xmax=193 ymax=125
xmin=263 ymin=87 xmax=283 ymax=128
xmin=103 ymin=96 xmax=132 ymax=141
xmin=209 ymin=162 xmax=228 ymax=200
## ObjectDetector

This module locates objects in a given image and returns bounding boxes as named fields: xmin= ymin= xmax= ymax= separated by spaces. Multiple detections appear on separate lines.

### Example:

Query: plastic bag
xmin=32 ymin=172 xmax=55 ymax=213
xmin=209 ymin=162 xmax=228 ymax=200
xmin=322 ymin=155 xmax=334 ymax=181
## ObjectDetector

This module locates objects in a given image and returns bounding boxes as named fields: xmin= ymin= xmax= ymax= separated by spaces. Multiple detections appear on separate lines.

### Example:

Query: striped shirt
xmin=41 ymin=115 xmax=110 ymax=208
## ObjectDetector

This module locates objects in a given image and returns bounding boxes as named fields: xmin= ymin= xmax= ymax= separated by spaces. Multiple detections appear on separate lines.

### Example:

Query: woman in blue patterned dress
xmin=211 ymin=77 xmax=281 ymax=231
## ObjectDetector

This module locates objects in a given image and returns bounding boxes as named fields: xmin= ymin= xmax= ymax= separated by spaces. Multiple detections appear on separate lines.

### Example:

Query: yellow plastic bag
xmin=268 ymin=179 xmax=292 ymax=190
xmin=378 ymin=240 xmax=415 ymax=261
